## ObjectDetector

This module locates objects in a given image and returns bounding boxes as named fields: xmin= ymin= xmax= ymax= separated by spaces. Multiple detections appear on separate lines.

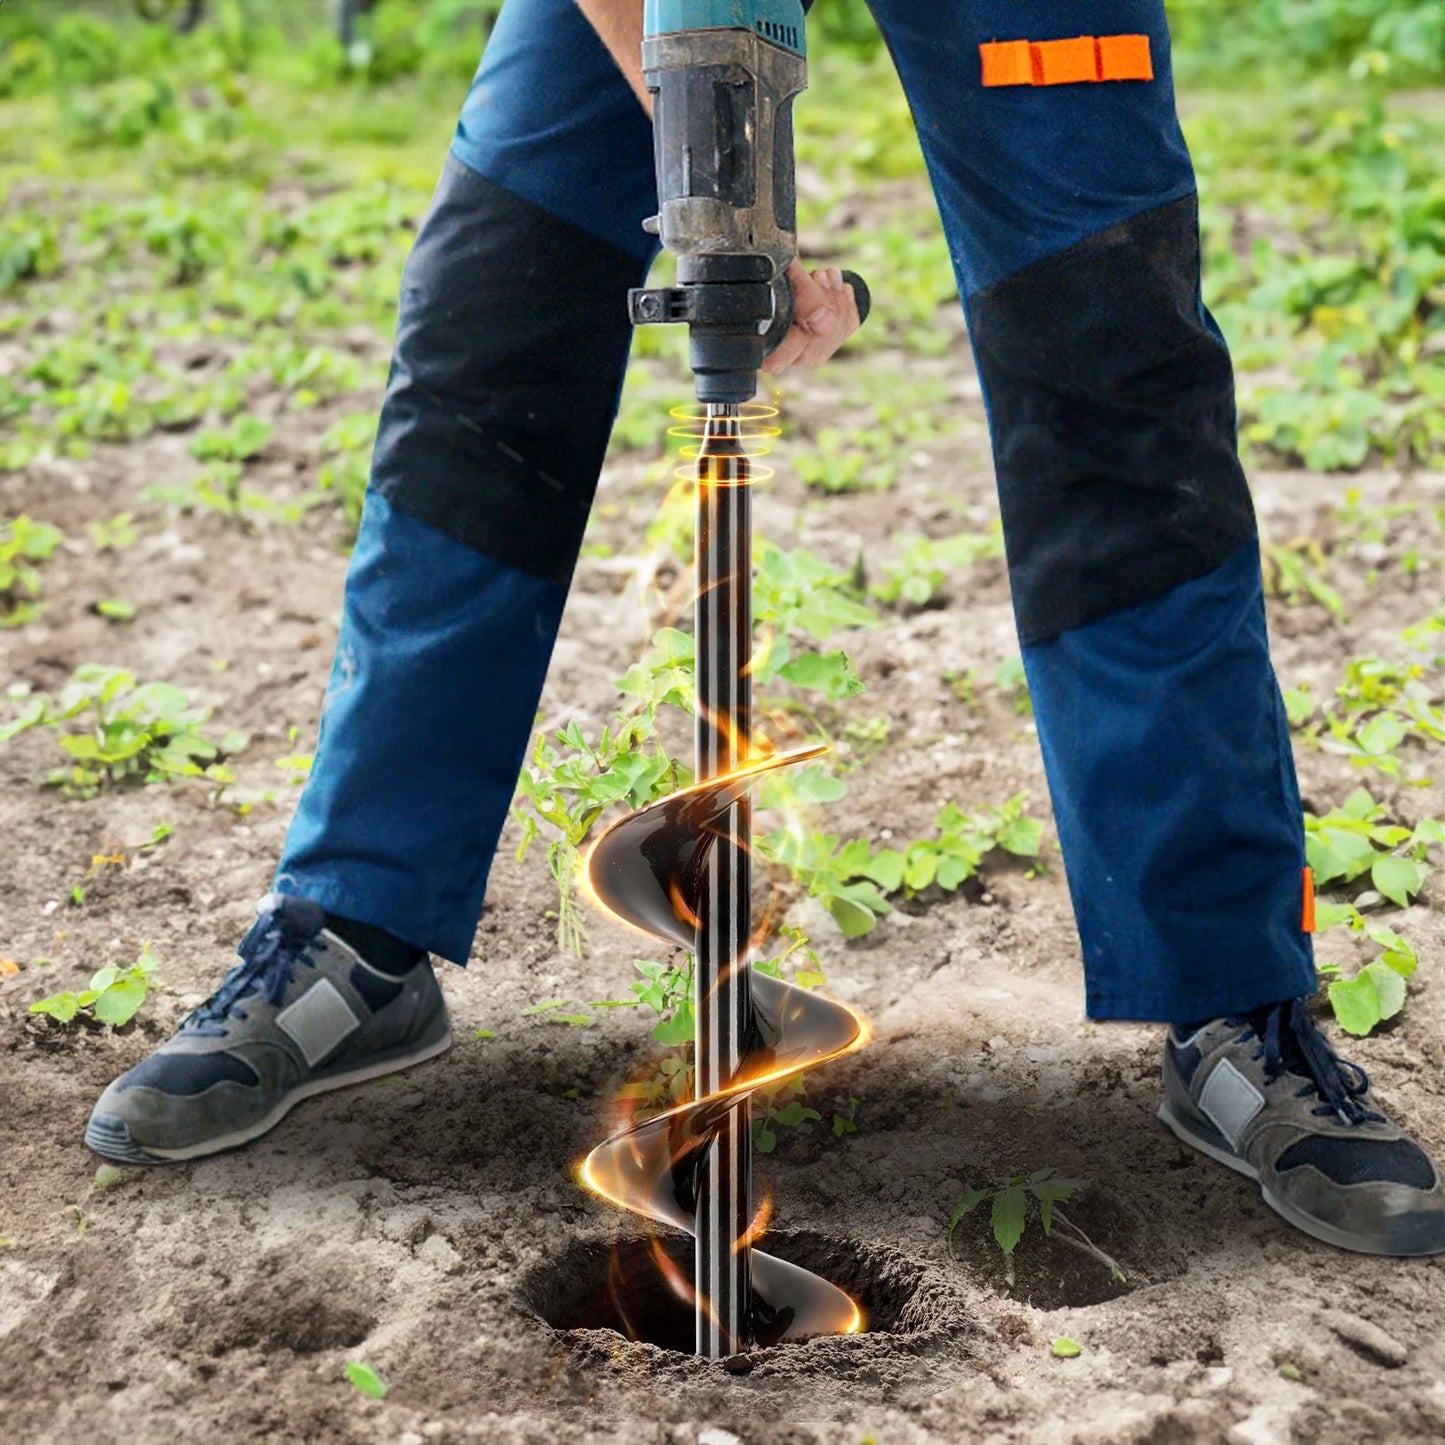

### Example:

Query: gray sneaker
xmin=1159 ymin=998 xmax=1445 ymax=1256
xmin=85 ymin=894 xmax=451 ymax=1164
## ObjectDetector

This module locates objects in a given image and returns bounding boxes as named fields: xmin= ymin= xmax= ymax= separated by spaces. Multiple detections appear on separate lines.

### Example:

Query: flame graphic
xmin=667 ymin=402 xmax=780 ymax=486
xmin=576 ymin=745 xmax=871 ymax=1347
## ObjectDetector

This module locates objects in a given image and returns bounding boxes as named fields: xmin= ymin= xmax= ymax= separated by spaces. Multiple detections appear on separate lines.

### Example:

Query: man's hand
xmin=573 ymin=5 xmax=860 ymax=376
xmin=762 ymin=259 xmax=862 ymax=376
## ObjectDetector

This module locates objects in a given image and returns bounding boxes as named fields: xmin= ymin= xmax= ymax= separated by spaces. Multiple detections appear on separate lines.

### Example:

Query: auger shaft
xmin=694 ymin=402 xmax=754 ymax=1357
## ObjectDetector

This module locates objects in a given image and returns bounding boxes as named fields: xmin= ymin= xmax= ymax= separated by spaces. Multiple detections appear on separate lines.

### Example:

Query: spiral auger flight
xmin=579 ymin=407 xmax=870 ymax=1356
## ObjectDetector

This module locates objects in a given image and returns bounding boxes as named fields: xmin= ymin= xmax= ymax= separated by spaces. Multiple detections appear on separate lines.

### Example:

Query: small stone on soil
xmin=722 ymin=1353 xmax=753 ymax=1374
xmin=1320 ymin=1309 xmax=1408 ymax=1368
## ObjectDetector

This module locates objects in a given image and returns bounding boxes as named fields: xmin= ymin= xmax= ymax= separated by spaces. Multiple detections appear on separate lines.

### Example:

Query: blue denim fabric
xmin=276 ymin=491 xmax=567 ymax=963
xmin=1023 ymin=539 xmax=1315 ymax=1021
xmin=450 ymin=0 xmax=658 ymax=261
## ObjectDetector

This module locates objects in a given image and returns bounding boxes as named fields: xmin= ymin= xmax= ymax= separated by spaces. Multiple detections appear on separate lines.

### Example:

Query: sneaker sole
xmin=85 ymin=1028 xmax=454 ymax=1165
xmin=1157 ymin=1098 xmax=1441 ymax=1258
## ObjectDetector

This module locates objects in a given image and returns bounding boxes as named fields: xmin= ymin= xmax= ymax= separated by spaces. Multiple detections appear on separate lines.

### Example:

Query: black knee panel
xmin=968 ymin=193 xmax=1256 ymax=645
xmin=371 ymin=156 xmax=652 ymax=583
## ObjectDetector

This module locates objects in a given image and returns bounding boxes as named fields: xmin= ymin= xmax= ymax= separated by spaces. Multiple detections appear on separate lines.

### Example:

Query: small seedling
xmin=343 ymin=1360 xmax=386 ymax=1399
xmin=29 ymin=943 xmax=159 ymax=1027
xmin=994 ymin=655 xmax=1032 ymax=716
xmin=87 ymin=513 xmax=138 ymax=551
xmin=830 ymin=1094 xmax=860 ymax=1138
xmin=868 ymin=527 xmax=1003 ymax=607
xmin=0 ymin=514 xmax=63 ymax=626
xmin=947 ymin=1170 xmax=1126 ymax=1287
xmin=1052 ymin=1336 xmax=1082 ymax=1359
xmin=1304 ymin=788 xmax=1435 ymax=905
xmin=0 ymin=664 xmax=247 ymax=798
xmin=522 ymin=997 xmax=593 ymax=1028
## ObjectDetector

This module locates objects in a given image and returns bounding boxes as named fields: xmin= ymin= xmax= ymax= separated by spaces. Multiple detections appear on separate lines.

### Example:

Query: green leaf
xmin=1360 ymin=961 xmax=1406 ymax=1021
xmin=1314 ymin=901 xmax=1360 ymax=932
xmin=935 ymin=855 xmax=969 ymax=891
xmin=824 ymin=895 xmax=880 ymax=939
xmin=88 ymin=965 xmax=121 ymax=994
xmin=1364 ymin=923 xmax=1417 ymax=977
xmin=1355 ymin=713 xmax=1407 ymax=757
xmin=861 ymin=849 xmax=904 ymax=892
xmin=1329 ymin=974 xmax=1383 ymax=1037
xmin=92 ymin=973 xmax=147 ymax=1027
xmin=946 ymin=1186 xmax=990 ymax=1257
xmin=344 ymin=1360 xmax=387 ymax=1399
xmin=28 ymin=991 xmax=80 ymax=1023
xmin=1371 ymin=854 xmax=1422 ymax=908
xmin=93 ymin=1164 xmax=124 ymax=1191
xmin=903 ymin=847 xmax=937 ymax=893
xmin=1051 ymin=1336 xmax=1082 ymax=1359
xmin=777 ymin=649 xmax=862 ymax=699
xmin=1341 ymin=789 xmax=1379 ymax=822
xmin=95 ymin=598 xmax=135 ymax=621
xmin=990 ymin=1185 xmax=1028 ymax=1256
xmin=651 ymin=1008 xmax=694 ymax=1047
xmin=473 ymin=1028 xmax=496 ymax=1040
xmin=1283 ymin=688 xmax=1315 ymax=727
xmin=995 ymin=816 xmax=1043 ymax=857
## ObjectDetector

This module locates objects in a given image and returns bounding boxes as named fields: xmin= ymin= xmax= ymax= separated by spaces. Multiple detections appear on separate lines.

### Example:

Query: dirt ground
xmin=3 ymin=268 xmax=1445 ymax=1444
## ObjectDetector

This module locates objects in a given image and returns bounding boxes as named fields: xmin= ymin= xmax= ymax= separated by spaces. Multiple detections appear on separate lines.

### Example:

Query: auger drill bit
xmin=692 ymin=403 xmax=754 ymax=1354
xmin=582 ymin=0 xmax=872 ymax=1357
xmin=581 ymin=405 xmax=872 ymax=1354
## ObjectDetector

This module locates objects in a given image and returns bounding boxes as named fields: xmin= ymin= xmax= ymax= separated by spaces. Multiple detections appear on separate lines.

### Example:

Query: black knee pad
xmin=967 ymin=193 xmax=1257 ymax=645
xmin=371 ymin=155 xmax=652 ymax=583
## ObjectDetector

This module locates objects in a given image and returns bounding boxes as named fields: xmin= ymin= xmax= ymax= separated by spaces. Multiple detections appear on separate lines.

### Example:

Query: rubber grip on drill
xmin=841 ymin=270 xmax=871 ymax=327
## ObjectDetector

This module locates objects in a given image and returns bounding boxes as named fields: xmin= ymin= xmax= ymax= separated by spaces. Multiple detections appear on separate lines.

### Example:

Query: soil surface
xmin=4 ymin=217 xmax=1445 ymax=1444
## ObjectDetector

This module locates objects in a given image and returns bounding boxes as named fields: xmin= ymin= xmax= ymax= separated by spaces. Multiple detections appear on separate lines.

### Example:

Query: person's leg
xmin=867 ymin=0 xmax=1314 ymax=1023
xmin=86 ymin=0 xmax=659 ymax=1162
xmin=274 ymin=0 xmax=659 ymax=965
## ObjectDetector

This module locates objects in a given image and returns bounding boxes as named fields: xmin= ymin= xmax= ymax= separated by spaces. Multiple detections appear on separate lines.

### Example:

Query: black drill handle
xmin=840 ymin=270 xmax=871 ymax=327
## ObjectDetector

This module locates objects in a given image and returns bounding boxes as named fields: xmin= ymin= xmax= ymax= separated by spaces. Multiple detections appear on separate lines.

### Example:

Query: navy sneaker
xmin=85 ymin=894 xmax=451 ymax=1163
xmin=1159 ymin=998 xmax=1445 ymax=1256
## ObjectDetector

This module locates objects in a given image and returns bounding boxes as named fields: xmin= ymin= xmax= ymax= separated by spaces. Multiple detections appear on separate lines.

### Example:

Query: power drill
xmin=628 ymin=0 xmax=870 ymax=403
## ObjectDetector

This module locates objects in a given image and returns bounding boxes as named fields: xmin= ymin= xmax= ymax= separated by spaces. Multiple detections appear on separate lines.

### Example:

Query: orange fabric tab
xmin=1098 ymin=33 xmax=1154 ymax=82
xmin=980 ymin=40 xmax=1033 ymax=88
xmin=1301 ymin=867 xmax=1316 ymax=933
xmin=1033 ymin=36 xmax=1099 ymax=86
xmin=979 ymin=34 xmax=1155 ymax=88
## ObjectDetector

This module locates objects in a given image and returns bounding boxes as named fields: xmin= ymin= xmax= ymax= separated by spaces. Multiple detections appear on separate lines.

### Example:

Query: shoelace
xmin=1230 ymin=997 xmax=1383 ymax=1127
xmin=184 ymin=903 xmax=322 ymax=1036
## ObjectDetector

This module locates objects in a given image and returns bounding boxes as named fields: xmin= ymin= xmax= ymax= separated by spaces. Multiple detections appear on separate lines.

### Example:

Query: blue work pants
xmin=275 ymin=0 xmax=1316 ymax=1022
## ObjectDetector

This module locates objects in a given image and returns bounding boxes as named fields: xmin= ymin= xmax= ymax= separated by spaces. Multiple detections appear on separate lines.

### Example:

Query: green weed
xmin=948 ymin=1170 xmax=1126 ymax=1285
xmin=0 ymin=515 xmax=63 ymax=626
xmin=760 ymin=794 xmax=1044 ymax=937
xmin=29 ymin=943 xmax=159 ymax=1028
xmin=867 ymin=528 xmax=1003 ymax=608
xmin=343 ymin=1360 xmax=386 ymax=1400
xmin=1307 ymin=788 xmax=1441 ymax=1034
xmin=0 ymin=664 xmax=247 ymax=798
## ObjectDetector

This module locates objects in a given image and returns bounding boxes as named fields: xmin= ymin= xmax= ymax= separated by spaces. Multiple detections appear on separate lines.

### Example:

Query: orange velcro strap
xmin=1098 ymin=33 xmax=1155 ymax=82
xmin=979 ymin=39 xmax=1032 ymax=88
xmin=979 ymin=35 xmax=1154 ymax=88
xmin=1301 ymin=866 xmax=1316 ymax=933
xmin=1033 ymin=36 xmax=1097 ymax=86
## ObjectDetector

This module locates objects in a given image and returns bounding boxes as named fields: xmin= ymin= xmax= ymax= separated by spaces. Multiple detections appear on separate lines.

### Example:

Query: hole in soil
xmin=949 ymin=1188 xmax=1186 ymax=1309
xmin=526 ymin=1229 xmax=936 ymax=1354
